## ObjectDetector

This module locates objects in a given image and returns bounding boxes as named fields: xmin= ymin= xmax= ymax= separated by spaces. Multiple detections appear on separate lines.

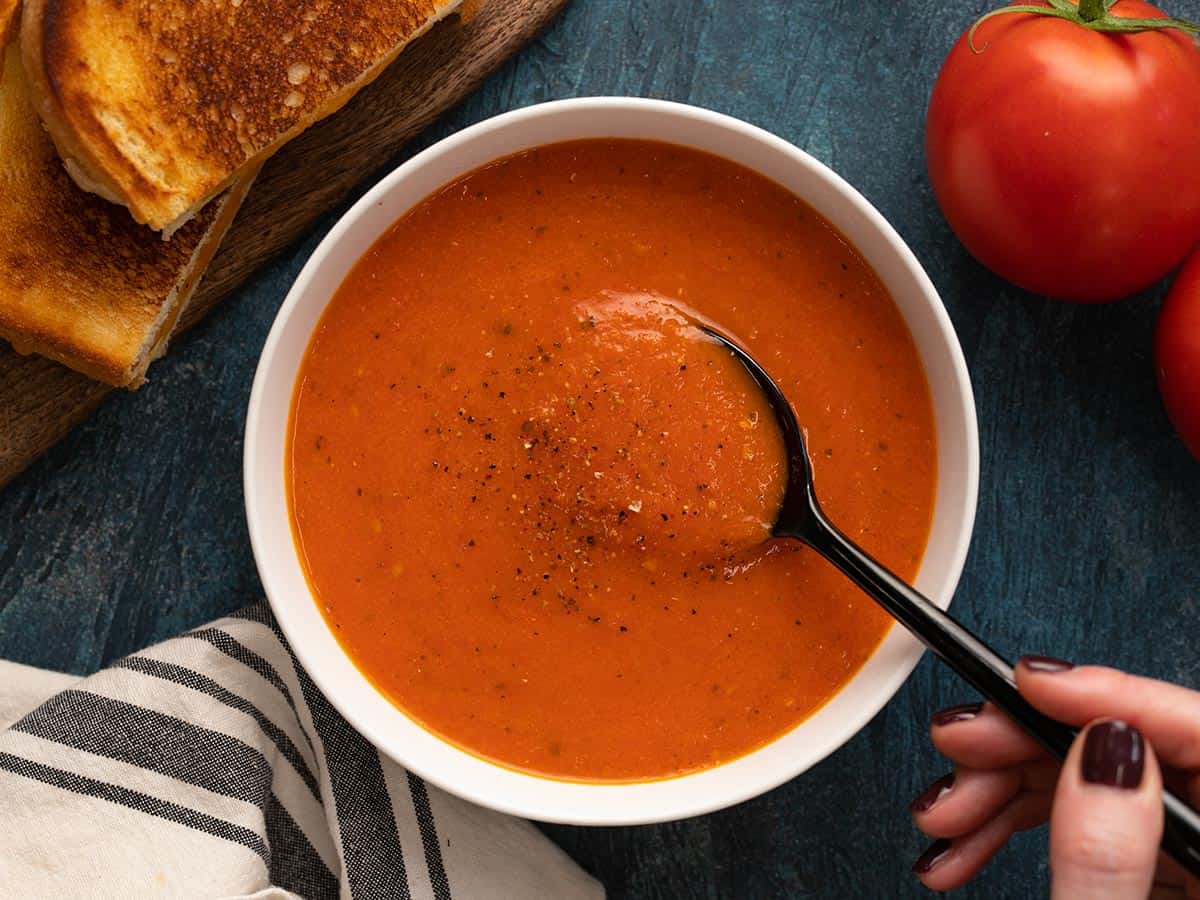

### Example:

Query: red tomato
xmin=1156 ymin=249 xmax=1200 ymax=460
xmin=926 ymin=1 xmax=1200 ymax=302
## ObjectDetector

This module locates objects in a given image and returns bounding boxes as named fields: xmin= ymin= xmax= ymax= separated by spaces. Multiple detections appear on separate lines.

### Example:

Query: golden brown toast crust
xmin=23 ymin=0 xmax=458 ymax=231
xmin=0 ymin=42 xmax=250 ymax=387
xmin=0 ymin=0 xmax=18 ymax=58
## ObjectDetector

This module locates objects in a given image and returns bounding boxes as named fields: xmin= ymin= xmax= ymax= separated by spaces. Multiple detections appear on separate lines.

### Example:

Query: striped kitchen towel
xmin=0 ymin=605 xmax=602 ymax=900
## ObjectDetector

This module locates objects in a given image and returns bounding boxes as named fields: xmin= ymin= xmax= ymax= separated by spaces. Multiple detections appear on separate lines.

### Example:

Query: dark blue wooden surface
xmin=2 ymin=2 xmax=1199 ymax=896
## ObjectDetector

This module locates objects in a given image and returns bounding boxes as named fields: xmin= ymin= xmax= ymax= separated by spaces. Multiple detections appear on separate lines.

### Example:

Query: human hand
xmin=910 ymin=657 xmax=1200 ymax=898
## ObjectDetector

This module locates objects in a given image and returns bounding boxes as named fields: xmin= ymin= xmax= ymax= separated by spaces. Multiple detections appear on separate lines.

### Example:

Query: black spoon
xmin=703 ymin=325 xmax=1200 ymax=878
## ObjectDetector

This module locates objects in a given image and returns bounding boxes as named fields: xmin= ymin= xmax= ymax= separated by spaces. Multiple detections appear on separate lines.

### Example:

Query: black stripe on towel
xmin=13 ymin=690 xmax=272 ymax=807
xmin=185 ymin=624 xmax=319 ymax=761
xmin=113 ymin=655 xmax=322 ymax=802
xmin=187 ymin=624 xmax=321 ymax=763
xmin=292 ymin=653 xmax=413 ymax=899
xmin=229 ymin=602 xmax=274 ymax=627
xmin=407 ymin=771 xmax=452 ymax=900
xmin=228 ymin=606 xmax=415 ymax=900
xmin=266 ymin=792 xmax=340 ymax=900
xmin=187 ymin=626 xmax=292 ymax=699
xmin=0 ymin=751 xmax=269 ymax=862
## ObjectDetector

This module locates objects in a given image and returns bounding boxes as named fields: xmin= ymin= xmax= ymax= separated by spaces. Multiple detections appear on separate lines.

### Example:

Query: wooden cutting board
xmin=0 ymin=0 xmax=569 ymax=489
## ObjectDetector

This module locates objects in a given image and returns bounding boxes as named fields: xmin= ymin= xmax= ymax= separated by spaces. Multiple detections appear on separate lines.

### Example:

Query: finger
xmin=911 ymin=767 xmax=1018 ymax=837
xmin=931 ymin=701 xmax=1050 ymax=769
xmin=912 ymin=761 xmax=1059 ymax=838
xmin=1050 ymin=719 xmax=1164 ymax=900
xmin=1017 ymin=658 xmax=1200 ymax=770
xmin=913 ymin=790 xmax=1050 ymax=891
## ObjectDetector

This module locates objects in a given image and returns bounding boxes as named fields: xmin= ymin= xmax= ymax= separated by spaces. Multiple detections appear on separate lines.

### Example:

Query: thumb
xmin=1050 ymin=720 xmax=1164 ymax=900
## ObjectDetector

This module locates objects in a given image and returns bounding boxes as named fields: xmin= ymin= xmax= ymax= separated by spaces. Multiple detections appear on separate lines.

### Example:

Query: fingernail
xmin=932 ymin=702 xmax=983 ymax=727
xmin=913 ymin=838 xmax=953 ymax=875
xmin=1019 ymin=655 xmax=1074 ymax=673
xmin=1081 ymin=720 xmax=1144 ymax=790
xmin=910 ymin=772 xmax=955 ymax=813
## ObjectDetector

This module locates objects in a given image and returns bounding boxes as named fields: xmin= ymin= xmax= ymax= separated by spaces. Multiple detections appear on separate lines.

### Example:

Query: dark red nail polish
xmin=910 ymin=772 xmax=955 ymax=813
xmin=932 ymin=702 xmax=983 ymax=727
xmin=913 ymin=838 xmax=953 ymax=875
xmin=1019 ymin=655 xmax=1075 ymax=673
xmin=1082 ymin=721 xmax=1144 ymax=790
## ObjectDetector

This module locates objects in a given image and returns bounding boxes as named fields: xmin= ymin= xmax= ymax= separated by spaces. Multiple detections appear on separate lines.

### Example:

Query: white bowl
xmin=244 ymin=97 xmax=979 ymax=826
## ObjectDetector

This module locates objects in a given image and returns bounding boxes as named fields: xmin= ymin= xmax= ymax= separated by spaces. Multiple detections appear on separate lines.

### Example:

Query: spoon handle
xmin=800 ymin=501 xmax=1200 ymax=879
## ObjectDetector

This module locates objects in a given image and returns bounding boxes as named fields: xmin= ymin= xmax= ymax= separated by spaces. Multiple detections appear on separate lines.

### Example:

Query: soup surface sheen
xmin=289 ymin=139 xmax=937 ymax=781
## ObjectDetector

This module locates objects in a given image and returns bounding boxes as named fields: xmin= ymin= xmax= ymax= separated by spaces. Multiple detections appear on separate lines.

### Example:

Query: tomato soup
xmin=288 ymin=139 xmax=937 ymax=781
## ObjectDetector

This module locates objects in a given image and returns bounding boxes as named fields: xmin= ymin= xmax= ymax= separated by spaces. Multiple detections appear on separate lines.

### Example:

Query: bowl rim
xmin=244 ymin=96 xmax=980 ymax=825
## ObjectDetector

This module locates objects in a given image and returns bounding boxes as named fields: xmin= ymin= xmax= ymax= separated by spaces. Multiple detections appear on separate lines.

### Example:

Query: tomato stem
xmin=968 ymin=0 xmax=1200 ymax=54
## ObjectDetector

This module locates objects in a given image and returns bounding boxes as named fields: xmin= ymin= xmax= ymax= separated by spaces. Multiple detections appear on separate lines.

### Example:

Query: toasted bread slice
xmin=0 ymin=0 xmax=17 ymax=55
xmin=0 ymin=41 xmax=251 ymax=387
xmin=21 ymin=0 xmax=460 ymax=234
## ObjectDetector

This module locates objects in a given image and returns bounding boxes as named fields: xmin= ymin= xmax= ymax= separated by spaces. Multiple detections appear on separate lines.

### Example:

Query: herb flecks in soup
xmin=498 ymin=292 xmax=787 ymax=558
xmin=289 ymin=139 xmax=937 ymax=781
